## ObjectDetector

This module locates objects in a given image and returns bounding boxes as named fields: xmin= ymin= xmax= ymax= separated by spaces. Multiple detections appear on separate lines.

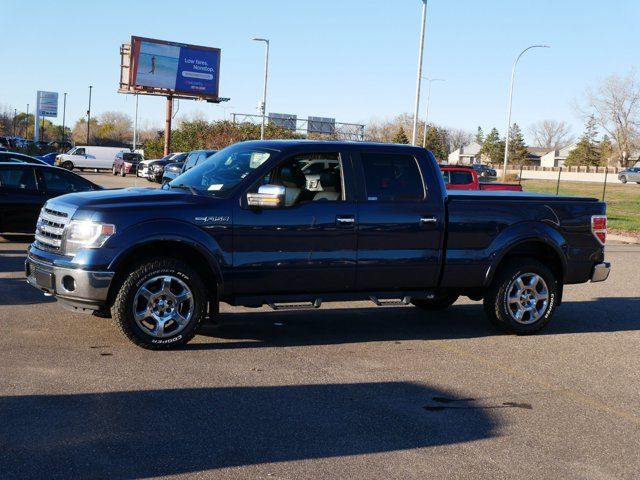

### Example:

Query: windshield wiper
xmin=170 ymin=184 xmax=199 ymax=196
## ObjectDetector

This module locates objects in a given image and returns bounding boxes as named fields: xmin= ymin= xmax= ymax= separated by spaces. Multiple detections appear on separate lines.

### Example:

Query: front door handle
xmin=336 ymin=215 xmax=356 ymax=226
xmin=420 ymin=216 xmax=438 ymax=225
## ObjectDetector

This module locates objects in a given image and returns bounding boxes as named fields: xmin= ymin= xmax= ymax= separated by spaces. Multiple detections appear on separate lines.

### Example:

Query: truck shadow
xmin=0 ymin=277 xmax=55 ymax=306
xmin=0 ymin=382 xmax=498 ymax=478
xmin=195 ymin=297 xmax=640 ymax=349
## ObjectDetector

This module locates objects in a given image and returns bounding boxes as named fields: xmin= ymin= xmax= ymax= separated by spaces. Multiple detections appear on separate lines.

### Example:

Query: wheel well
xmin=497 ymin=241 xmax=564 ymax=283
xmin=106 ymin=240 xmax=220 ymax=308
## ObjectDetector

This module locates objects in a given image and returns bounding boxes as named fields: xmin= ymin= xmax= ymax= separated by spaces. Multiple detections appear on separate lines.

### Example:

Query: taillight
xmin=591 ymin=215 xmax=607 ymax=245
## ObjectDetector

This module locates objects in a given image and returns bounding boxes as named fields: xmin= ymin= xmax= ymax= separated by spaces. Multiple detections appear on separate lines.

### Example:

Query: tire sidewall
xmin=492 ymin=260 xmax=558 ymax=334
xmin=113 ymin=260 xmax=206 ymax=348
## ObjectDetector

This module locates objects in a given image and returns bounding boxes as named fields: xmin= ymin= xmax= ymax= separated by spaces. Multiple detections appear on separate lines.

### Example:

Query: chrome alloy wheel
xmin=506 ymin=273 xmax=549 ymax=325
xmin=133 ymin=275 xmax=194 ymax=338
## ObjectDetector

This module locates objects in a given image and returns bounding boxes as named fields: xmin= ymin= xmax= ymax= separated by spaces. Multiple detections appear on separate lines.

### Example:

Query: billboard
xmin=37 ymin=91 xmax=58 ymax=117
xmin=269 ymin=113 xmax=297 ymax=131
xmin=129 ymin=36 xmax=220 ymax=99
xmin=308 ymin=116 xmax=336 ymax=134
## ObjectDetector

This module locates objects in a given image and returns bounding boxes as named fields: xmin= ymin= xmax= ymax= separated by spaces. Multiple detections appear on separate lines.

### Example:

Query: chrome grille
xmin=34 ymin=204 xmax=73 ymax=253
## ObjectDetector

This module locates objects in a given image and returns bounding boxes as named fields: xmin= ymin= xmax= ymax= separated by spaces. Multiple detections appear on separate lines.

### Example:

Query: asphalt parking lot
xmin=1 ymin=172 xmax=639 ymax=479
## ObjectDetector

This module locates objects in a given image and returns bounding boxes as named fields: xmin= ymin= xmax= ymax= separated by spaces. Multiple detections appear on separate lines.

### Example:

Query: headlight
xmin=63 ymin=220 xmax=116 ymax=256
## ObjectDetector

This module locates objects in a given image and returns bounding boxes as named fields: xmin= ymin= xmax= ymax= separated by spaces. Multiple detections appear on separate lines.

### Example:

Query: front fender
xmin=483 ymin=221 xmax=568 ymax=287
xmin=106 ymin=219 xmax=229 ymax=284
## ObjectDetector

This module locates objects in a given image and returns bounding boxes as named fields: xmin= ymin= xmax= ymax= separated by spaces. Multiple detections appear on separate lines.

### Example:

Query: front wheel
xmin=112 ymin=165 xmax=118 ymax=175
xmin=411 ymin=293 xmax=459 ymax=310
xmin=620 ymin=176 xmax=627 ymax=184
xmin=111 ymin=258 xmax=207 ymax=349
xmin=484 ymin=259 xmax=558 ymax=334
xmin=120 ymin=166 xmax=126 ymax=177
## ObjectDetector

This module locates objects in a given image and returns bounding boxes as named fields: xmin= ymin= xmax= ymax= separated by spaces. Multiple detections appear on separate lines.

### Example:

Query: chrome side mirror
xmin=247 ymin=184 xmax=285 ymax=208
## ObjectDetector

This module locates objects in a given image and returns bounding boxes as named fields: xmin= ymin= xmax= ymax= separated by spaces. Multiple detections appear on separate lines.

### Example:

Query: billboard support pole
xmin=34 ymin=93 xmax=40 ymax=142
xmin=164 ymin=96 xmax=172 ymax=156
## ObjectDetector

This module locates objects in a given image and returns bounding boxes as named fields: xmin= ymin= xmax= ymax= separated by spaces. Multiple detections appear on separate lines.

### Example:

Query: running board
xmin=369 ymin=296 xmax=412 ymax=306
xmin=268 ymin=299 xmax=323 ymax=311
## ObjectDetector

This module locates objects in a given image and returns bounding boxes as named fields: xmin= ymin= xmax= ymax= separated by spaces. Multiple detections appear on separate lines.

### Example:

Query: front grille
xmin=34 ymin=205 xmax=72 ymax=253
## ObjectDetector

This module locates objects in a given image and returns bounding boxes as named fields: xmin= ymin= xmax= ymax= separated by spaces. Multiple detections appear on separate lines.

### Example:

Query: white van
xmin=55 ymin=146 xmax=129 ymax=171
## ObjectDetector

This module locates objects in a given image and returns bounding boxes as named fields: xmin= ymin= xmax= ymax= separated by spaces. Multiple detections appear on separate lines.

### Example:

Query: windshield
xmin=170 ymin=144 xmax=273 ymax=196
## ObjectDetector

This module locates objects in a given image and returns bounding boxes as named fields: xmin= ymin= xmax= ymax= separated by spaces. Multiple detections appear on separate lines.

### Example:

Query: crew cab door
xmin=353 ymin=150 xmax=444 ymax=290
xmin=232 ymin=150 xmax=357 ymax=295
xmin=0 ymin=166 xmax=44 ymax=233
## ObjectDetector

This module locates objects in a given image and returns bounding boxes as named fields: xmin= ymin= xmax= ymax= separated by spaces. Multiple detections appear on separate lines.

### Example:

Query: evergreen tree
xmin=475 ymin=126 xmax=484 ymax=144
xmin=424 ymin=125 xmax=448 ymax=161
xmin=565 ymin=116 xmax=602 ymax=166
xmin=392 ymin=126 xmax=409 ymax=144
xmin=480 ymin=127 xmax=505 ymax=164
xmin=599 ymin=134 xmax=613 ymax=166
xmin=507 ymin=123 xmax=528 ymax=165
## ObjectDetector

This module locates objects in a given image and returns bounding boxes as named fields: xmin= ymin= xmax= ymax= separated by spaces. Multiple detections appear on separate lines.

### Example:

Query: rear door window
xmin=449 ymin=171 xmax=473 ymax=185
xmin=40 ymin=169 xmax=93 ymax=194
xmin=0 ymin=167 xmax=38 ymax=192
xmin=360 ymin=153 xmax=425 ymax=201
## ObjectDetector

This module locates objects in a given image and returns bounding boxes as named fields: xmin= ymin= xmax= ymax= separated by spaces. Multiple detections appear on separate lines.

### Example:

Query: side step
xmin=268 ymin=299 xmax=323 ymax=311
xmin=369 ymin=296 xmax=412 ymax=306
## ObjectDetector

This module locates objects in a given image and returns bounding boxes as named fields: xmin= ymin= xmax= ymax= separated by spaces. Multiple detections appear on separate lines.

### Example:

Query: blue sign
xmin=132 ymin=37 xmax=220 ymax=99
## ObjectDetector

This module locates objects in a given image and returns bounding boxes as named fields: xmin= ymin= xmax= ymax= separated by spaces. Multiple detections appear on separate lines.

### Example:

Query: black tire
xmin=620 ymin=176 xmax=627 ymax=184
xmin=62 ymin=161 xmax=74 ymax=171
xmin=411 ymin=293 xmax=459 ymax=311
xmin=112 ymin=165 xmax=118 ymax=175
xmin=120 ymin=166 xmax=126 ymax=177
xmin=483 ymin=258 xmax=558 ymax=335
xmin=79 ymin=168 xmax=84 ymax=172
xmin=111 ymin=258 xmax=207 ymax=349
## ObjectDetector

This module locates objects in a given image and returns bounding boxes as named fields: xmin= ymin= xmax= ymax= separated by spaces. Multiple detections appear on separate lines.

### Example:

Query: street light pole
xmin=411 ymin=0 xmax=428 ymax=145
xmin=421 ymin=77 xmax=444 ymax=147
xmin=502 ymin=45 xmax=549 ymax=180
xmin=62 ymin=93 xmax=67 ymax=145
xmin=86 ymin=85 xmax=93 ymax=145
xmin=252 ymin=38 xmax=270 ymax=140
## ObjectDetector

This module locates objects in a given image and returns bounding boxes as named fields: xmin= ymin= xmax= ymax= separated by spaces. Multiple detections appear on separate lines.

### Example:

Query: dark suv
xmin=161 ymin=149 xmax=217 ymax=184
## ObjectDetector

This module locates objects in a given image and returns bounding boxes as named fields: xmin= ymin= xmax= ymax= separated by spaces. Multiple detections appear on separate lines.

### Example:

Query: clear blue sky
xmin=1 ymin=0 xmax=637 ymax=142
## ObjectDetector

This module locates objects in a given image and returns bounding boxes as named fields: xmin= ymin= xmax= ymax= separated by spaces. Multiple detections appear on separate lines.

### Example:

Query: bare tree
xmin=447 ymin=128 xmax=474 ymax=152
xmin=584 ymin=71 xmax=640 ymax=166
xmin=528 ymin=120 xmax=574 ymax=150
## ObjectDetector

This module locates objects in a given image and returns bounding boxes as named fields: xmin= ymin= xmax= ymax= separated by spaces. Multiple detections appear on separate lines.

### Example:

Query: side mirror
xmin=247 ymin=184 xmax=285 ymax=208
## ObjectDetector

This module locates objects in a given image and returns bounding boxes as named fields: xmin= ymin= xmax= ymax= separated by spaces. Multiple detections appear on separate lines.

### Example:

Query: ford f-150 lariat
xmin=26 ymin=141 xmax=611 ymax=349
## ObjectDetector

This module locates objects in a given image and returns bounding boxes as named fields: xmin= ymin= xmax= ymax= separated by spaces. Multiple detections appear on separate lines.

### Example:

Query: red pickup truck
xmin=440 ymin=165 xmax=522 ymax=191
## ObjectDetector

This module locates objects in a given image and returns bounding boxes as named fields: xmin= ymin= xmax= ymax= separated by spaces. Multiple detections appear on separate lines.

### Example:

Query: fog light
xmin=62 ymin=275 xmax=76 ymax=292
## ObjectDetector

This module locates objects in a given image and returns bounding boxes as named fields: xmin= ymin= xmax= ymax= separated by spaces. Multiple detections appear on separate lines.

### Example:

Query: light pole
xmin=421 ymin=77 xmax=444 ymax=147
xmin=61 ymin=93 xmax=67 ymax=145
xmin=252 ymin=37 xmax=269 ymax=140
xmin=411 ymin=0 xmax=428 ymax=145
xmin=86 ymin=85 xmax=93 ymax=145
xmin=502 ymin=44 xmax=549 ymax=179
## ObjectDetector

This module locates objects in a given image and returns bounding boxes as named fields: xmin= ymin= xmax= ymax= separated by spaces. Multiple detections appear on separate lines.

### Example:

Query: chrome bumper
xmin=591 ymin=262 xmax=611 ymax=283
xmin=25 ymin=256 xmax=114 ymax=304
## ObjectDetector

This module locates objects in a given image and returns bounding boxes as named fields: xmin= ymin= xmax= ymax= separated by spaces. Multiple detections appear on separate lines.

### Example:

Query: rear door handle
xmin=336 ymin=215 xmax=356 ymax=226
xmin=420 ymin=216 xmax=438 ymax=225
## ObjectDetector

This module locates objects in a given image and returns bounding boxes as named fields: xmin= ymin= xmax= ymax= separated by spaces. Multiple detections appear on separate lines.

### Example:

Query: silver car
xmin=618 ymin=167 xmax=640 ymax=184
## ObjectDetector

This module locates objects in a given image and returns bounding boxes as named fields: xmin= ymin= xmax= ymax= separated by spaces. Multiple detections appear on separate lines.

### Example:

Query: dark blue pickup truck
xmin=25 ymin=141 xmax=610 ymax=349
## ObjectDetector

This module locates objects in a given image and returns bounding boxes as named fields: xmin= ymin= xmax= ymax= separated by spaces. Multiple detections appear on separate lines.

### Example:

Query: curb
xmin=608 ymin=233 xmax=640 ymax=245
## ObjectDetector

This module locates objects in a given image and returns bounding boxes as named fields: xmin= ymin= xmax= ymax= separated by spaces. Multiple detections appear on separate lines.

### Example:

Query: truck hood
xmin=47 ymin=187 xmax=223 ymax=222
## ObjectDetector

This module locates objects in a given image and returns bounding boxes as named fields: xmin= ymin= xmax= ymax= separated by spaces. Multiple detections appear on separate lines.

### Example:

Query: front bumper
xmin=25 ymin=255 xmax=114 ymax=311
xmin=591 ymin=262 xmax=611 ymax=282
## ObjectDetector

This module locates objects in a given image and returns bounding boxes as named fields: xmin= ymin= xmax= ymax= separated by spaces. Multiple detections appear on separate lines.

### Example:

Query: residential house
xmin=539 ymin=144 xmax=576 ymax=168
xmin=447 ymin=141 xmax=482 ymax=165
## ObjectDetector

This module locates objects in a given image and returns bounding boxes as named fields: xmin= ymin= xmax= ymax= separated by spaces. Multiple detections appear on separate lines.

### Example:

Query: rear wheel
xmin=62 ymin=161 xmax=74 ymax=171
xmin=411 ymin=293 xmax=459 ymax=311
xmin=111 ymin=258 xmax=207 ymax=349
xmin=483 ymin=259 xmax=558 ymax=334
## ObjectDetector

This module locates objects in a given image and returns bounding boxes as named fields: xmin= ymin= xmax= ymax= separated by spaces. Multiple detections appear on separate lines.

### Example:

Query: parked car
xmin=35 ymin=152 xmax=59 ymax=165
xmin=161 ymin=149 xmax=217 ymax=184
xmin=160 ymin=161 xmax=186 ymax=185
xmin=55 ymin=146 xmax=129 ymax=171
xmin=137 ymin=153 xmax=181 ymax=181
xmin=0 ymin=152 xmax=49 ymax=165
xmin=471 ymin=163 xmax=497 ymax=179
xmin=0 ymin=163 xmax=101 ymax=234
xmin=112 ymin=151 xmax=144 ymax=177
xmin=618 ymin=167 xmax=640 ymax=184
xmin=146 ymin=152 xmax=188 ymax=183
xmin=25 ymin=141 xmax=610 ymax=349
xmin=440 ymin=165 xmax=522 ymax=191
